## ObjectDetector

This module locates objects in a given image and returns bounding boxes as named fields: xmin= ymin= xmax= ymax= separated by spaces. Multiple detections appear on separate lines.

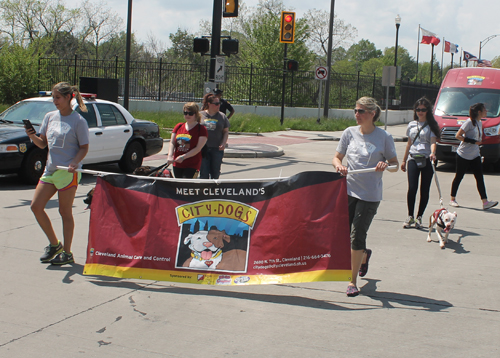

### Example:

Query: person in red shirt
xmin=167 ymin=103 xmax=208 ymax=178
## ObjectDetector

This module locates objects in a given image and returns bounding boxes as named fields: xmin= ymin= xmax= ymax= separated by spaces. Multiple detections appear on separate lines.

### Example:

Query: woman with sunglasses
xmin=449 ymin=103 xmax=498 ymax=210
xmin=199 ymin=93 xmax=230 ymax=179
xmin=167 ymin=102 xmax=208 ymax=178
xmin=401 ymin=97 xmax=441 ymax=228
xmin=333 ymin=97 xmax=398 ymax=297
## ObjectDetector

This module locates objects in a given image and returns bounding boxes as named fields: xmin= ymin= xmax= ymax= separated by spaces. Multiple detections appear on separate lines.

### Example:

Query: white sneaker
xmin=449 ymin=200 xmax=459 ymax=207
xmin=483 ymin=200 xmax=498 ymax=210
xmin=403 ymin=216 xmax=414 ymax=228
xmin=415 ymin=216 xmax=422 ymax=229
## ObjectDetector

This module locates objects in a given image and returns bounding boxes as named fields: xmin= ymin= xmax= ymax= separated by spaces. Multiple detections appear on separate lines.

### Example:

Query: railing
xmin=38 ymin=56 xmax=440 ymax=109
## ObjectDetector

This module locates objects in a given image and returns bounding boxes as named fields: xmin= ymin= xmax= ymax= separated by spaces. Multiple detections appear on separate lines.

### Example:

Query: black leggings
xmin=451 ymin=155 xmax=486 ymax=199
xmin=406 ymin=158 xmax=434 ymax=217
xmin=173 ymin=167 xmax=198 ymax=179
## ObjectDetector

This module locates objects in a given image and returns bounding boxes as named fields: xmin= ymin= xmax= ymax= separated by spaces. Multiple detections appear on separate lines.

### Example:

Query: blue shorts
xmin=40 ymin=170 xmax=81 ymax=191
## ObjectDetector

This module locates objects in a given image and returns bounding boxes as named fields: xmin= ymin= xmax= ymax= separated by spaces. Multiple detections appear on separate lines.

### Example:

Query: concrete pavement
xmin=1 ymin=123 xmax=500 ymax=357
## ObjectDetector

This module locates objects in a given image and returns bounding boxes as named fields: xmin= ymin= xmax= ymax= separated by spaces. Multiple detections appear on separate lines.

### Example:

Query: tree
xmin=346 ymin=39 xmax=382 ymax=67
xmin=303 ymin=8 xmax=357 ymax=63
xmin=164 ymin=28 xmax=204 ymax=64
xmin=80 ymin=0 xmax=123 ymax=59
xmin=492 ymin=56 xmax=500 ymax=68
xmin=382 ymin=46 xmax=416 ymax=80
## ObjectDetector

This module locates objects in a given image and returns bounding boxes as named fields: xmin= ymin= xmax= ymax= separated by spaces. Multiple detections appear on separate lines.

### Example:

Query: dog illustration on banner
xmin=175 ymin=200 xmax=259 ymax=273
xmin=183 ymin=229 xmax=246 ymax=271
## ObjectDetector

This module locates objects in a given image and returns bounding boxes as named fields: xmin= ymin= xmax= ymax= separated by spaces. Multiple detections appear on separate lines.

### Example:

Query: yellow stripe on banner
xmin=84 ymin=264 xmax=350 ymax=285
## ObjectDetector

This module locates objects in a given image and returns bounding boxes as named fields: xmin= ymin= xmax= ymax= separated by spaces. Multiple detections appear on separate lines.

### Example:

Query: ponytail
xmin=52 ymin=82 xmax=88 ymax=113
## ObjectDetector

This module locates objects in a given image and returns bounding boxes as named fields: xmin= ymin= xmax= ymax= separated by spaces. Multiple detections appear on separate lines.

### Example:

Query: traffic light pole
xmin=280 ymin=44 xmax=288 ymax=125
xmin=209 ymin=0 xmax=223 ymax=82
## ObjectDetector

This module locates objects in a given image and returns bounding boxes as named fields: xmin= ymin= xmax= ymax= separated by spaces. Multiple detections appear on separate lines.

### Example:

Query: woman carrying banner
xmin=449 ymin=102 xmax=498 ymax=210
xmin=167 ymin=102 xmax=208 ymax=178
xmin=26 ymin=82 xmax=89 ymax=265
xmin=332 ymin=97 xmax=399 ymax=297
xmin=200 ymin=93 xmax=230 ymax=179
xmin=401 ymin=97 xmax=440 ymax=228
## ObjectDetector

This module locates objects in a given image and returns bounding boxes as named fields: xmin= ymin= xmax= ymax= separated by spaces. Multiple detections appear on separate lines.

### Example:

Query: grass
xmin=131 ymin=110 xmax=359 ymax=139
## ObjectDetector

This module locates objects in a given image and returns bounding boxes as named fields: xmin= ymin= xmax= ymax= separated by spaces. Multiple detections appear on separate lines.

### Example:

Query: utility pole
xmin=209 ymin=0 xmax=223 ymax=82
xmin=323 ymin=0 xmax=335 ymax=118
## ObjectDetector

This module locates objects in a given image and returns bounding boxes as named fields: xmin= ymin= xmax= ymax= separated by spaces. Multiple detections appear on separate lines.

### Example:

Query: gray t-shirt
xmin=200 ymin=111 xmax=230 ymax=148
xmin=40 ymin=110 xmax=90 ymax=175
xmin=457 ymin=118 xmax=482 ymax=160
xmin=336 ymin=126 xmax=398 ymax=202
xmin=406 ymin=120 xmax=436 ymax=159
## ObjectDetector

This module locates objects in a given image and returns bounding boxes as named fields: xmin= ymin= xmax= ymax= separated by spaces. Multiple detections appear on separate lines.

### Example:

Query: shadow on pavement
xmin=360 ymin=278 xmax=453 ymax=312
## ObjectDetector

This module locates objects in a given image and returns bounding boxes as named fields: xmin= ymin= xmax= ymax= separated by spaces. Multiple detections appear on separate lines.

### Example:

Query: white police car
xmin=0 ymin=92 xmax=163 ymax=184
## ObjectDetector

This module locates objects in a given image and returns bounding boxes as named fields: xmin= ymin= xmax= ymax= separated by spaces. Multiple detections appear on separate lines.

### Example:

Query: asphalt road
xmin=1 ymin=125 xmax=499 ymax=357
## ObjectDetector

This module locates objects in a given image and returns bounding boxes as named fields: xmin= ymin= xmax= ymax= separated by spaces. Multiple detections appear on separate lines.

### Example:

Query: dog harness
xmin=433 ymin=208 xmax=447 ymax=229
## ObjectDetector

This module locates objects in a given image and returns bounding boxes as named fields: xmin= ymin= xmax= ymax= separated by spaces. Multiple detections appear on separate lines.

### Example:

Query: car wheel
xmin=119 ymin=141 xmax=144 ymax=173
xmin=20 ymin=148 xmax=47 ymax=185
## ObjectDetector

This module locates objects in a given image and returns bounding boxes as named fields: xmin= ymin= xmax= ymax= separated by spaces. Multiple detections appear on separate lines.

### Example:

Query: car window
xmin=0 ymin=101 xmax=56 ymax=125
xmin=96 ymin=103 xmax=127 ymax=126
xmin=76 ymin=104 xmax=97 ymax=128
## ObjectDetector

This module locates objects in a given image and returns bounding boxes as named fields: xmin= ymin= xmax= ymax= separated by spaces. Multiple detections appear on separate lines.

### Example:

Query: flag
xmin=421 ymin=27 xmax=440 ymax=46
xmin=463 ymin=51 xmax=478 ymax=61
xmin=477 ymin=59 xmax=492 ymax=67
xmin=84 ymin=172 xmax=352 ymax=285
xmin=444 ymin=41 xmax=459 ymax=53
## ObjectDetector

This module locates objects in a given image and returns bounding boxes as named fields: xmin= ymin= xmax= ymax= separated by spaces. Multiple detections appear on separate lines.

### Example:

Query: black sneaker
xmin=40 ymin=242 xmax=63 ymax=263
xmin=50 ymin=251 xmax=74 ymax=266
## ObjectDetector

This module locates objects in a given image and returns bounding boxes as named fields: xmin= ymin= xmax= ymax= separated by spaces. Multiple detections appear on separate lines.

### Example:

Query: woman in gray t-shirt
xmin=450 ymin=103 xmax=498 ymax=210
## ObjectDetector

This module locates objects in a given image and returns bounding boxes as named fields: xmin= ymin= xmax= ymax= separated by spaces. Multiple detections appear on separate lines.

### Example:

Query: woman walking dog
xmin=25 ymin=82 xmax=89 ymax=265
xmin=401 ymin=97 xmax=441 ymax=228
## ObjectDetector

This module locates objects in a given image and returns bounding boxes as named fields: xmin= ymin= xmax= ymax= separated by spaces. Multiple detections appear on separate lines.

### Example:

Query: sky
xmin=104 ymin=0 xmax=500 ymax=64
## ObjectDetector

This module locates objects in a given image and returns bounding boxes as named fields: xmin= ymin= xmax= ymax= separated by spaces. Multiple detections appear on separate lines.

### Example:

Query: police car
xmin=0 ymin=92 xmax=163 ymax=184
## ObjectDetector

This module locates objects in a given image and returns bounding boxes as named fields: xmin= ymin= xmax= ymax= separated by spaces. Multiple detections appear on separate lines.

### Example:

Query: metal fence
xmin=38 ymin=56 xmax=439 ymax=109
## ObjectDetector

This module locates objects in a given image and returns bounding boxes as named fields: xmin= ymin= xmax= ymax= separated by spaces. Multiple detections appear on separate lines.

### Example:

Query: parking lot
xmin=1 ymin=125 xmax=499 ymax=357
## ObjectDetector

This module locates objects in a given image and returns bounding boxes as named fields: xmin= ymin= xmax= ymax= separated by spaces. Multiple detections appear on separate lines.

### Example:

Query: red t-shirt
xmin=172 ymin=122 xmax=208 ymax=169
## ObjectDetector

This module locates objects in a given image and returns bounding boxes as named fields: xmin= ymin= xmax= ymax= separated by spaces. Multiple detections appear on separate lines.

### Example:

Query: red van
xmin=434 ymin=67 xmax=500 ymax=168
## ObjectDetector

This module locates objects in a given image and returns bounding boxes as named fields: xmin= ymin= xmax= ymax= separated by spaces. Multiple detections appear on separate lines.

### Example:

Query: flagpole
xmin=430 ymin=44 xmax=434 ymax=84
xmin=416 ymin=25 xmax=420 ymax=80
xmin=441 ymin=37 xmax=444 ymax=80
xmin=451 ymin=53 xmax=454 ymax=69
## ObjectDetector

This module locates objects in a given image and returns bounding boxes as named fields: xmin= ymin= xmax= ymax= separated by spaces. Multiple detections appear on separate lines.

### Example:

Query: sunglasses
xmin=415 ymin=108 xmax=428 ymax=112
xmin=353 ymin=109 xmax=367 ymax=114
xmin=183 ymin=111 xmax=195 ymax=116
xmin=211 ymin=102 xmax=221 ymax=106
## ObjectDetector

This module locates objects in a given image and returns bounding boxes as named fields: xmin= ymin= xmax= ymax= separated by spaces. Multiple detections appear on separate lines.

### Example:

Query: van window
xmin=435 ymin=88 xmax=500 ymax=117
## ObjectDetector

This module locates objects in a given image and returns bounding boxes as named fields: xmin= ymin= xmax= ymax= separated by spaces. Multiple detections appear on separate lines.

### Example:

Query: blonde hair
xmin=183 ymin=102 xmax=201 ymax=123
xmin=52 ymin=82 xmax=88 ymax=112
xmin=356 ymin=96 xmax=381 ymax=122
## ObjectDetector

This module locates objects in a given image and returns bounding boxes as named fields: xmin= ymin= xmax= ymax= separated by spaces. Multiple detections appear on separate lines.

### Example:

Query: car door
xmin=93 ymin=103 xmax=132 ymax=162
xmin=77 ymin=104 xmax=104 ymax=164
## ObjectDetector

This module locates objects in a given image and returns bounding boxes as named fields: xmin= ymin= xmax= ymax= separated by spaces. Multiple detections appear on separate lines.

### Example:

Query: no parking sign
xmin=315 ymin=66 xmax=328 ymax=80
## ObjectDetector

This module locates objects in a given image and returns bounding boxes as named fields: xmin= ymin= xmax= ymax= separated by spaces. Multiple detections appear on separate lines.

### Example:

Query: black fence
xmin=38 ymin=56 xmax=439 ymax=110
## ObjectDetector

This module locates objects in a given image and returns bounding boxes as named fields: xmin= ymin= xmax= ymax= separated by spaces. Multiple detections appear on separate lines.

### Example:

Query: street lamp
xmin=394 ymin=14 xmax=401 ymax=67
xmin=479 ymin=34 xmax=500 ymax=60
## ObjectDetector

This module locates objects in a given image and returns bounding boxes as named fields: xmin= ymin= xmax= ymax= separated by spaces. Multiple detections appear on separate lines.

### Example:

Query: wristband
xmin=463 ymin=137 xmax=476 ymax=144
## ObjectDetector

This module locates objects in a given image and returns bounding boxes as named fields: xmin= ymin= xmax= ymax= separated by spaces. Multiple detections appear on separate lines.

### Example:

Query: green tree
xmin=346 ymin=39 xmax=382 ymax=70
xmin=492 ymin=56 xmax=500 ymax=68
xmin=382 ymin=46 xmax=416 ymax=80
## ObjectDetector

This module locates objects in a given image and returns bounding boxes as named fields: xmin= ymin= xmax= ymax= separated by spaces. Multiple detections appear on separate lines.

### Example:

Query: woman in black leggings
xmin=402 ymin=97 xmax=441 ymax=228
xmin=450 ymin=103 xmax=498 ymax=210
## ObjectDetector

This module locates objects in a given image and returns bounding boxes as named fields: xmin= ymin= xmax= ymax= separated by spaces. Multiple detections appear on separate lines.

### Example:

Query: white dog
xmin=183 ymin=231 xmax=223 ymax=269
xmin=427 ymin=208 xmax=458 ymax=249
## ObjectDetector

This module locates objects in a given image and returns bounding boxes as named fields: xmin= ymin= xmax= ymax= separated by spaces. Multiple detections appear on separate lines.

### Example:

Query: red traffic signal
xmin=287 ymin=60 xmax=298 ymax=71
xmin=280 ymin=11 xmax=296 ymax=44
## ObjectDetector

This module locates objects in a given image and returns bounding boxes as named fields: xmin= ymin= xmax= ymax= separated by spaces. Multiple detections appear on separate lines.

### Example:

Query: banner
xmin=83 ymin=171 xmax=351 ymax=285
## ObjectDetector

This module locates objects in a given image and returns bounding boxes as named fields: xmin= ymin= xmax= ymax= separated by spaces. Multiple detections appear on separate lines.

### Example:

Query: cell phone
xmin=23 ymin=119 xmax=34 ymax=131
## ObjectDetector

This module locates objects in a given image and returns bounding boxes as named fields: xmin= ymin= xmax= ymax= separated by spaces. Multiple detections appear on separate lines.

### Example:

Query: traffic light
xmin=287 ymin=60 xmax=298 ymax=71
xmin=222 ymin=38 xmax=239 ymax=55
xmin=193 ymin=38 xmax=210 ymax=54
xmin=223 ymin=0 xmax=238 ymax=17
xmin=280 ymin=11 xmax=296 ymax=44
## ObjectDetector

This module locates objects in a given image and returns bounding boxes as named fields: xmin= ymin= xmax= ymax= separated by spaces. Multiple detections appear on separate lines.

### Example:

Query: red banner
xmin=84 ymin=171 xmax=351 ymax=285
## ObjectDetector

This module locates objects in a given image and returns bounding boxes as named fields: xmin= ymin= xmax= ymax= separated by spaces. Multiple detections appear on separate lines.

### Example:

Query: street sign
xmin=204 ymin=82 xmax=216 ymax=95
xmin=214 ymin=56 xmax=225 ymax=83
xmin=382 ymin=66 xmax=397 ymax=87
xmin=315 ymin=66 xmax=328 ymax=80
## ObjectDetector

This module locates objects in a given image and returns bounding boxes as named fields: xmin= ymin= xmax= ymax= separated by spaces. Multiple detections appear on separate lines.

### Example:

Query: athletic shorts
xmin=40 ymin=170 xmax=81 ymax=191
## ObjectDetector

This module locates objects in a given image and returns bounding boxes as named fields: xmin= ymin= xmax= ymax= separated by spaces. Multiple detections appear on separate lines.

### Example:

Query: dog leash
xmin=431 ymin=161 xmax=444 ymax=208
